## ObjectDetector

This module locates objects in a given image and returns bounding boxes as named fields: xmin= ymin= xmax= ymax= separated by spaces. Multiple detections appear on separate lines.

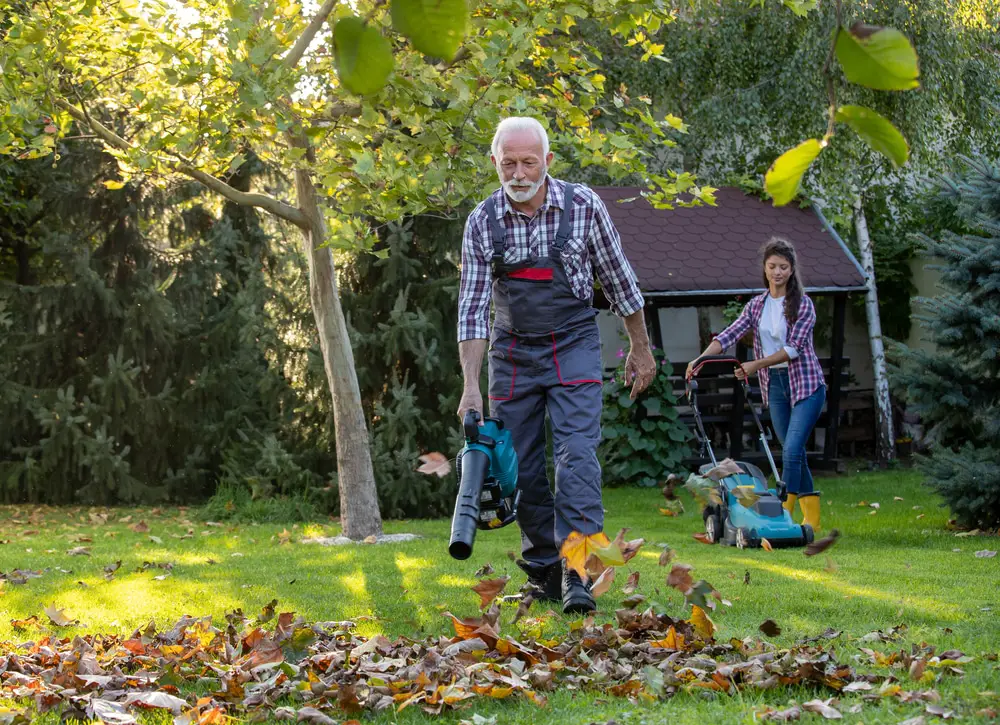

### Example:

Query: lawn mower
xmin=685 ymin=355 xmax=814 ymax=549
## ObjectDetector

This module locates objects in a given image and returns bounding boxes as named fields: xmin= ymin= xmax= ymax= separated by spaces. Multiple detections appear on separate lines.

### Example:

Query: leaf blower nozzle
xmin=448 ymin=410 xmax=520 ymax=560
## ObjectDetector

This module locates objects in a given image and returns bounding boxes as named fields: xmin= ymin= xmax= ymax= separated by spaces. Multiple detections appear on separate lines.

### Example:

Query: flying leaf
xmin=258 ymin=598 xmax=278 ymax=623
xmin=765 ymin=138 xmax=824 ymax=206
xmin=474 ymin=563 xmax=494 ymax=578
xmin=692 ymin=532 xmax=714 ymax=545
xmin=802 ymin=698 xmax=843 ymax=719
xmin=416 ymin=451 xmax=451 ymax=477
xmin=512 ymin=594 xmax=533 ymax=624
xmin=835 ymin=24 xmax=919 ymax=91
xmin=560 ymin=531 xmax=621 ymax=581
xmin=390 ymin=0 xmax=468 ymax=61
xmin=44 ymin=604 xmax=76 ymax=627
xmin=591 ymin=566 xmax=615 ymax=597
xmin=470 ymin=576 xmax=508 ymax=610
xmin=685 ymin=580 xmax=720 ymax=611
xmin=611 ymin=528 xmax=645 ymax=563
xmin=333 ymin=16 xmax=394 ymax=97
xmin=667 ymin=564 xmax=694 ymax=594
xmin=804 ymin=529 xmax=840 ymax=557
xmin=623 ymin=571 xmax=640 ymax=595
xmin=733 ymin=487 xmax=761 ymax=508
xmin=761 ymin=538 xmax=773 ymax=552
xmin=759 ymin=619 xmax=782 ymax=637
xmin=688 ymin=605 xmax=715 ymax=639
xmin=658 ymin=546 xmax=675 ymax=566
xmin=704 ymin=458 xmax=743 ymax=481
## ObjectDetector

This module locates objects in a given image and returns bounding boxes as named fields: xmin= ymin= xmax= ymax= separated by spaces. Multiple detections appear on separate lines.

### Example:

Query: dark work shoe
xmin=516 ymin=559 xmax=561 ymax=602
xmin=561 ymin=562 xmax=596 ymax=615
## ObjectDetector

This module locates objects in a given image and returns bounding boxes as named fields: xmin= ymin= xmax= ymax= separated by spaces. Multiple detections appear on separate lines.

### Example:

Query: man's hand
xmin=625 ymin=345 xmax=656 ymax=400
xmin=457 ymin=387 xmax=484 ymax=422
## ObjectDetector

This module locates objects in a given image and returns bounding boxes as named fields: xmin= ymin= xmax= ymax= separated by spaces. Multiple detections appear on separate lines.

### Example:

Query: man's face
xmin=492 ymin=130 xmax=554 ymax=203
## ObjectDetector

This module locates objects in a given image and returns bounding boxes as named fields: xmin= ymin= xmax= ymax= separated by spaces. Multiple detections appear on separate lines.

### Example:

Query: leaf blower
xmin=448 ymin=410 xmax=520 ymax=560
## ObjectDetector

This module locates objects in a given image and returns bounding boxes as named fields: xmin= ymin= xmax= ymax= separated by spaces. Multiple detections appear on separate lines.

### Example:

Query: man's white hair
xmin=491 ymin=117 xmax=549 ymax=159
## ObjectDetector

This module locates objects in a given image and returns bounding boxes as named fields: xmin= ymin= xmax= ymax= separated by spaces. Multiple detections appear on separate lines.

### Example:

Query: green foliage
xmin=0 ymin=144 xmax=329 ymax=505
xmin=200 ymin=481 xmax=321 ymax=524
xmin=889 ymin=155 xmax=1000 ymax=529
xmin=599 ymin=350 xmax=692 ymax=488
xmin=332 ymin=17 xmax=394 ymax=96
xmin=340 ymin=217 xmax=465 ymax=518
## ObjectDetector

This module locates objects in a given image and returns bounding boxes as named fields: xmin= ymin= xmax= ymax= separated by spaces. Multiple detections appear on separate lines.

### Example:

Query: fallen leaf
xmin=692 ymin=532 xmax=714 ymax=545
xmin=804 ymin=529 xmax=840 ymax=557
xmin=362 ymin=535 xmax=377 ymax=544
xmin=925 ymin=704 xmax=954 ymax=718
xmin=894 ymin=496 xmax=904 ymax=501
xmin=130 ymin=521 xmax=150 ymax=533
xmin=759 ymin=705 xmax=802 ymax=721
xmin=688 ymin=604 xmax=715 ymax=639
xmin=124 ymin=691 xmax=190 ymax=714
xmin=295 ymin=707 xmax=338 ymax=725
xmin=759 ymin=619 xmax=782 ymax=637
xmin=67 ymin=546 xmax=91 ymax=556
xmin=470 ymin=576 xmax=509 ymax=610
xmin=417 ymin=452 xmax=451 ymax=477
xmin=802 ymin=698 xmax=842 ymax=719
xmin=974 ymin=550 xmax=997 ymax=558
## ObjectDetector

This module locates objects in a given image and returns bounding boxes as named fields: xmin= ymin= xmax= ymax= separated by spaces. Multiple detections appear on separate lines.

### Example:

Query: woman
xmin=686 ymin=238 xmax=826 ymax=530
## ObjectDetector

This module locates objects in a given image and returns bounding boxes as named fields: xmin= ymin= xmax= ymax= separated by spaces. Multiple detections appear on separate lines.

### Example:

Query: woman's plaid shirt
xmin=458 ymin=177 xmax=644 ymax=341
xmin=714 ymin=292 xmax=826 ymax=407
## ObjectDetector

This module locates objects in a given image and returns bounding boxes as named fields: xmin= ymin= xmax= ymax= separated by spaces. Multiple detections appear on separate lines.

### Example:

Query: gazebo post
xmin=824 ymin=293 xmax=848 ymax=464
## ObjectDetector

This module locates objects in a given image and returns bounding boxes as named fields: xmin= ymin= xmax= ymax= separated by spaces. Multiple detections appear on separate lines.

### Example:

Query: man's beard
xmin=500 ymin=167 xmax=547 ymax=203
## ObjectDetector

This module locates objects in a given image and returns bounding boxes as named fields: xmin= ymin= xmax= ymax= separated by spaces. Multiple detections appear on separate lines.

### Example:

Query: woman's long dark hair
xmin=761 ymin=237 xmax=804 ymax=326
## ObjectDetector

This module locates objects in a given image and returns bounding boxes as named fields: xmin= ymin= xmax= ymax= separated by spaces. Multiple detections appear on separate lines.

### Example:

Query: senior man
xmin=457 ymin=117 xmax=655 ymax=614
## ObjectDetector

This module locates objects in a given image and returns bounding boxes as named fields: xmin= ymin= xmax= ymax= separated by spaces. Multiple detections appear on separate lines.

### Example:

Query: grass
xmin=2 ymin=467 xmax=999 ymax=724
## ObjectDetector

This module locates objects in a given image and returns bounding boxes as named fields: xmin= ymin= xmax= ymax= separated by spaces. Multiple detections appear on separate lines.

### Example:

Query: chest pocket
xmin=559 ymin=236 xmax=592 ymax=301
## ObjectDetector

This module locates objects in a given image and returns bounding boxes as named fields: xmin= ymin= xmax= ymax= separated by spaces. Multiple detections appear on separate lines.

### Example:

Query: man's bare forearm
xmin=459 ymin=339 xmax=487 ymax=388
xmin=622 ymin=309 xmax=651 ymax=351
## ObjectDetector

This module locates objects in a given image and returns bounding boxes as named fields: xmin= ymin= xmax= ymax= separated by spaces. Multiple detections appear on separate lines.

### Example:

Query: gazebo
xmin=593 ymin=186 xmax=868 ymax=470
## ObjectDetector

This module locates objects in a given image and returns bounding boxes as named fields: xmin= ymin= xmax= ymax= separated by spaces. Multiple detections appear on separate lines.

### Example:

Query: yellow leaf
xmin=761 ymin=538 xmax=773 ymax=552
xmin=689 ymin=605 xmax=715 ymax=640
xmin=102 ymin=180 xmax=125 ymax=190
xmin=650 ymin=625 xmax=685 ymax=650
xmin=560 ymin=531 xmax=621 ymax=581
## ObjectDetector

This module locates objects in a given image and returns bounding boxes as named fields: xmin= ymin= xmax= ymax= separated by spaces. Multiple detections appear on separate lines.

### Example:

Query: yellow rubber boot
xmin=782 ymin=493 xmax=798 ymax=515
xmin=799 ymin=493 xmax=821 ymax=532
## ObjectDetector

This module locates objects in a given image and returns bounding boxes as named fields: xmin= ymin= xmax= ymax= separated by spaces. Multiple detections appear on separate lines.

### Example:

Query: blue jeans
xmin=767 ymin=369 xmax=825 ymax=495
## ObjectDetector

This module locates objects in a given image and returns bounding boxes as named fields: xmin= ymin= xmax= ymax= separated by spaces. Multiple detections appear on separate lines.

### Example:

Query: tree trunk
xmin=854 ymin=198 xmax=895 ymax=464
xmin=294 ymin=168 xmax=383 ymax=539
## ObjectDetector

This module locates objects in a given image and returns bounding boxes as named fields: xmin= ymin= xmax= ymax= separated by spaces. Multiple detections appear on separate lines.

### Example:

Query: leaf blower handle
xmin=463 ymin=409 xmax=481 ymax=442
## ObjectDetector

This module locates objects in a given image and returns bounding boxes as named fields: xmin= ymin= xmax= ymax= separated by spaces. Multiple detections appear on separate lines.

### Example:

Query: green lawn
xmin=2 ymin=468 xmax=998 ymax=724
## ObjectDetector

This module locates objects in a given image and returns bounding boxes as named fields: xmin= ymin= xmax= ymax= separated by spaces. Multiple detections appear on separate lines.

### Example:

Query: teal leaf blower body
xmin=448 ymin=411 xmax=520 ymax=560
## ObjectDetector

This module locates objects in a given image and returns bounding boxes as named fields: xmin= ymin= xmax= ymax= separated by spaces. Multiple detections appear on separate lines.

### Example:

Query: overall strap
xmin=551 ymin=183 xmax=576 ymax=259
xmin=484 ymin=194 xmax=506 ymax=273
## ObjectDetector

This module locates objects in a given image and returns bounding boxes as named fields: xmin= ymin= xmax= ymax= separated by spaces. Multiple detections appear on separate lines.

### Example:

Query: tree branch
xmin=283 ymin=0 xmax=339 ymax=71
xmin=55 ymin=98 xmax=310 ymax=229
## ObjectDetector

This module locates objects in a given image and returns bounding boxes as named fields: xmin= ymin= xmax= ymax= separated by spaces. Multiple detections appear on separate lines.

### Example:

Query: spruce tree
xmin=890 ymin=156 xmax=1000 ymax=529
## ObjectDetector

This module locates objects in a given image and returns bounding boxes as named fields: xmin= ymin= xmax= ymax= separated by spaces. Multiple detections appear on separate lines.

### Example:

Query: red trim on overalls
xmin=507 ymin=267 xmax=554 ymax=281
xmin=487 ymin=336 xmax=518 ymax=401
xmin=551 ymin=332 xmax=602 ymax=386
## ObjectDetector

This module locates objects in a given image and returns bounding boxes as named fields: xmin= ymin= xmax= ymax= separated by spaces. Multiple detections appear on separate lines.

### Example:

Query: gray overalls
xmin=485 ymin=184 xmax=604 ymax=568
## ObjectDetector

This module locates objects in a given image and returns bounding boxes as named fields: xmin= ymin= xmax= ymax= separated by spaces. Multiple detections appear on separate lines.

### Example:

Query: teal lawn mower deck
xmin=686 ymin=356 xmax=814 ymax=550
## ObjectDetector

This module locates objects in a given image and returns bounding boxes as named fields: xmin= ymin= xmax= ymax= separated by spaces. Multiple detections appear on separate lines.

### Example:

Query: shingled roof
xmin=592 ymin=186 xmax=866 ymax=298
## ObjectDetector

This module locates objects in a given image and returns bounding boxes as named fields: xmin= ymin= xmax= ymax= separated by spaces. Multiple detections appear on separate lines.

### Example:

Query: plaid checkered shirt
xmin=458 ymin=177 xmax=644 ymax=341
xmin=713 ymin=292 xmax=826 ymax=407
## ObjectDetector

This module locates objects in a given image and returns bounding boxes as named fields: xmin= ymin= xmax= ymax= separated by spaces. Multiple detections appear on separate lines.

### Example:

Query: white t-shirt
xmin=759 ymin=295 xmax=799 ymax=367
